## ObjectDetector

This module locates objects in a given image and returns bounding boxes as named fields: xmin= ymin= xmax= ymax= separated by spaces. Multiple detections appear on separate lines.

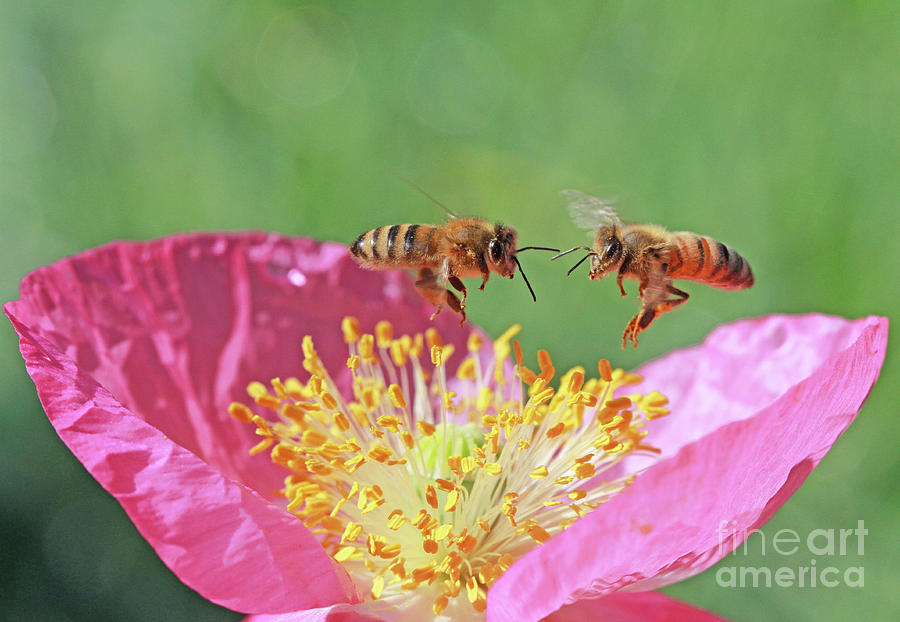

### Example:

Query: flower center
xmin=229 ymin=319 xmax=669 ymax=617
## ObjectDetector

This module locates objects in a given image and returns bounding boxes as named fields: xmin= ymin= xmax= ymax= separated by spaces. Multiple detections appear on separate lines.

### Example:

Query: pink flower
xmin=5 ymin=233 xmax=887 ymax=622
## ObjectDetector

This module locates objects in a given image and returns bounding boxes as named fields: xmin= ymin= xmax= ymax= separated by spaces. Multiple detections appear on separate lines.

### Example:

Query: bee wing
xmin=561 ymin=189 xmax=623 ymax=230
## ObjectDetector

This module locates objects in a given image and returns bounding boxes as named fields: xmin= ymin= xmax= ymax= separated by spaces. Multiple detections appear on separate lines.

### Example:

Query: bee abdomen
xmin=349 ymin=224 xmax=437 ymax=266
xmin=667 ymin=234 xmax=753 ymax=289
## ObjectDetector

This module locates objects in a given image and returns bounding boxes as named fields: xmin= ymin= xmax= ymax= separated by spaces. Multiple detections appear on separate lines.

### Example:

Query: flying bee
xmin=349 ymin=177 xmax=558 ymax=324
xmin=553 ymin=190 xmax=754 ymax=348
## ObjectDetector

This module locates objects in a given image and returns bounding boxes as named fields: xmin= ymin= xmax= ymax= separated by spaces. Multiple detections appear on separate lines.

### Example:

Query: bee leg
xmin=622 ymin=315 xmax=640 ymax=349
xmin=416 ymin=268 xmax=447 ymax=320
xmin=444 ymin=289 xmax=466 ymax=325
xmin=616 ymin=272 xmax=627 ymax=297
xmin=447 ymin=274 xmax=468 ymax=308
xmin=414 ymin=268 xmax=467 ymax=323
xmin=637 ymin=279 xmax=647 ymax=298
xmin=622 ymin=305 xmax=656 ymax=349
xmin=621 ymin=286 xmax=689 ymax=348
xmin=661 ymin=285 xmax=690 ymax=311
xmin=477 ymin=255 xmax=490 ymax=290
xmin=648 ymin=285 xmax=689 ymax=320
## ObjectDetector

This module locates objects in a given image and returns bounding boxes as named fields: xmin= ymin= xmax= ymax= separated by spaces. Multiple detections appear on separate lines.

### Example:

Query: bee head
xmin=589 ymin=227 xmax=623 ymax=280
xmin=488 ymin=223 xmax=518 ymax=278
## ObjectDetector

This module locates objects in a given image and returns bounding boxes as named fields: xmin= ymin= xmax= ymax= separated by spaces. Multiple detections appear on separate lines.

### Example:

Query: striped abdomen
xmin=349 ymin=224 xmax=441 ymax=267
xmin=665 ymin=233 xmax=754 ymax=289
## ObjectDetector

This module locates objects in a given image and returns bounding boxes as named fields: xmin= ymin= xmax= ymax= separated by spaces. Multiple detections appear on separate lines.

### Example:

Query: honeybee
xmin=350 ymin=180 xmax=557 ymax=324
xmin=554 ymin=190 xmax=754 ymax=348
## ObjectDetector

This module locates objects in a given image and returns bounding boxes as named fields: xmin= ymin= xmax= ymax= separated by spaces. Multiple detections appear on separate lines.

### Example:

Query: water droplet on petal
xmin=287 ymin=268 xmax=307 ymax=287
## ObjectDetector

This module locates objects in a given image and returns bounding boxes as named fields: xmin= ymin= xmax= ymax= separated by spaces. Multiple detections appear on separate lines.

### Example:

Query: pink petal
xmin=488 ymin=314 xmax=887 ymax=622
xmin=546 ymin=590 xmax=731 ymax=622
xmin=631 ymin=313 xmax=887 ymax=460
xmin=5 ymin=233 xmax=475 ymax=613
xmin=245 ymin=602 xmax=389 ymax=622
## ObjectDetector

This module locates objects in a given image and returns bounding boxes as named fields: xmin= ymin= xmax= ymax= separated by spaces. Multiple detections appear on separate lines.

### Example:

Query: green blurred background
xmin=1 ymin=1 xmax=897 ymax=620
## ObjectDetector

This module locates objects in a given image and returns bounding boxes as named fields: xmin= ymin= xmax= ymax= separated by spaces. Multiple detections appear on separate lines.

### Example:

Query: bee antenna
xmin=513 ymin=256 xmax=537 ymax=302
xmin=515 ymin=246 xmax=561 ymax=253
xmin=390 ymin=171 xmax=458 ymax=218
xmin=551 ymin=246 xmax=597 ymax=277
xmin=550 ymin=246 xmax=594 ymax=261
xmin=564 ymin=253 xmax=594 ymax=277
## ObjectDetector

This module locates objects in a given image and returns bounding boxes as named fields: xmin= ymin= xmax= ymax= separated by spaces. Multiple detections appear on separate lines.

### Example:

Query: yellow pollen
xmin=376 ymin=415 xmax=402 ymax=432
xmin=425 ymin=485 xmax=438 ymax=509
xmin=390 ymin=340 xmax=408 ymax=366
xmin=386 ymin=384 xmax=406 ymax=409
xmin=434 ymin=595 xmax=449 ymax=615
xmin=333 ymin=412 xmax=350 ymax=431
xmin=228 ymin=402 xmax=253 ymax=423
xmin=443 ymin=392 xmax=456 ymax=408
xmin=605 ymin=396 xmax=632 ymax=410
xmin=444 ymin=489 xmax=461 ymax=512
xmin=483 ymin=462 xmax=502 ymax=476
xmin=371 ymin=575 xmax=385 ymax=599
xmin=359 ymin=334 xmax=376 ymax=362
xmin=546 ymin=422 xmax=565 ymax=438
xmin=530 ymin=466 xmax=549 ymax=479
xmin=518 ymin=366 xmax=537 ymax=386
xmin=467 ymin=332 xmax=483 ymax=352
xmin=302 ymin=336 xmax=318 ymax=360
xmin=342 ymin=317 xmax=361 ymax=343
xmin=231 ymin=317 xmax=670 ymax=616
xmin=537 ymin=349 xmax=555 ymax=383
xmin=375 ymin=321 xmax=393 ymax=348
xmin=512 ymin=340 xmax=524 ymax=367
xmin=566 ymin=370 xmax=585 ymax=394
xmin=457 ymin=358 xmax=477 ymax=380
xmin=598 ymin=358 xmax=613 ymax=382
xmin=527 ymin=523 xmax=552 ymax=543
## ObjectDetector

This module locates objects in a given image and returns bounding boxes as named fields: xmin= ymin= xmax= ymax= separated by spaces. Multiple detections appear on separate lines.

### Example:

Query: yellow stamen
xmin=342 ymin=317 xmax=361 ymax=343
xmin=388 ymin=384 xmax=406 ymax=409
xmin=228 ymin=402 xmax=254 ymax=423
xmin=530 ymin=466 xmax=549 ymax=478
xmin=375 ymin=321 xmax=393 ymax=348
xmin=359 ymin=334 xmax=376 ymax=362
xmin=231 ymin=318 xmax=669 ymax=616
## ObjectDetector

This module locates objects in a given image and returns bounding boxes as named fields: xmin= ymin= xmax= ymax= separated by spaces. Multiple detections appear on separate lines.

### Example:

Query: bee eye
xmin=489 ymin=239 xmax=503 ymax=263
xmin=604 ymin=237 xmax=622 ymax=259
